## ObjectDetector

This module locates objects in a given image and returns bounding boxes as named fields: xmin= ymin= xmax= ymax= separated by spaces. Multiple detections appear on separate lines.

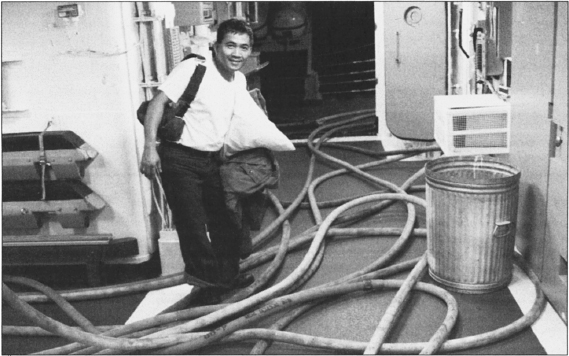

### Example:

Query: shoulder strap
xmin=174 ymin=61 xmax=206 ymax=118
xmin=182 ymin=53 xmax=205 ymax=61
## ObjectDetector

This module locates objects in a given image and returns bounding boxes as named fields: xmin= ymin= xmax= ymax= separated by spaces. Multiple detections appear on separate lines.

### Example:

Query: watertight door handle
xmin=493 ymin=221 xmax=511 ymax=238
xmin=396 ymin=32 xmax=401 ymax=65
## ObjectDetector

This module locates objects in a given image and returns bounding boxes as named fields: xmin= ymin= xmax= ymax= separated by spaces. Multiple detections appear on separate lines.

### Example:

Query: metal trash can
xmin=425 ymin=156 xmax=521 ymax=294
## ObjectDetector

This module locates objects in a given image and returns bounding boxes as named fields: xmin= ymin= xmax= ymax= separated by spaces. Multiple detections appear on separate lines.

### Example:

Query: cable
xmin=3 ymin=276 xmax=99 ymax=334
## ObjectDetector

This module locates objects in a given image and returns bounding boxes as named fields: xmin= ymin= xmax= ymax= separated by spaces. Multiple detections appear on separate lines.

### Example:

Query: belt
xmin=161 ymin=141 xmax=221 ymax=159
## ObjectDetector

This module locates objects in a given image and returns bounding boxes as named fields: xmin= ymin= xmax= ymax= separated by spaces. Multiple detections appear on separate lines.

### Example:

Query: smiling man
xmin=140 ymin=19 xmax=256 ymax=304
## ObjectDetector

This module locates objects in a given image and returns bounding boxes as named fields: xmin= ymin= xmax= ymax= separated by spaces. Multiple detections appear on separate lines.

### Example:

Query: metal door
xmin=546 ymin=1 xmax=568 ymax=269
xmin=383 ymin=2 xmax=446 ymax=140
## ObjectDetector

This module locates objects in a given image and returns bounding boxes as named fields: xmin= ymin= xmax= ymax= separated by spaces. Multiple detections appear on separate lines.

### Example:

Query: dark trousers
xmin=159 ymin=142 xmax=240 ymax=287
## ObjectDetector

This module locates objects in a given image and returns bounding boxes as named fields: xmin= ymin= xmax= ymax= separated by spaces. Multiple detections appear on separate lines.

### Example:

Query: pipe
xmin=17 ymin=274 xmax=185 ymax=304
xmin=314 ymin=143 xmax=440 ymax=158
xmin=70 ymin=321 xmax=188 ymax=355
xmin=2 ymin=325 xmax=114 ymax=337
xmin=281 ymin=186 xmax=425 ymax=209
xmin=135 ymin=2 xmax=153 ymax=100
xmin=364 ymin=254 xmax=429 ymax=354
xmin=3 ymin=276 xmax=100 ymax=335
xmin=147 ymin=3 xmax=167 ymax=83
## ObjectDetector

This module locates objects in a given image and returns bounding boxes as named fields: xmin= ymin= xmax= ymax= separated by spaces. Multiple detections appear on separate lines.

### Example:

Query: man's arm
xmin=140 ymin=91 xmax=170 ymax=180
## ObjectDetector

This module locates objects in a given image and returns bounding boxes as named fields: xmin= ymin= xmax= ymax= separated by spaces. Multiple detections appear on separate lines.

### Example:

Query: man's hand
xmin=248 ymin=88 xmax=267 ymax=114
xmin=140 ymin=92 xmax=169 ymax=180
xmin=140 ymin=144 xmax=161 ymax=180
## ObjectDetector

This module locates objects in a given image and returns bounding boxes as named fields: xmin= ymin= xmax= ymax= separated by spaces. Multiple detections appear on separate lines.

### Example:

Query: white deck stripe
xmin=509 ymin=264 xmax=568 ymax=354
xmin=125 ymin=284 xmax=194 ymax=324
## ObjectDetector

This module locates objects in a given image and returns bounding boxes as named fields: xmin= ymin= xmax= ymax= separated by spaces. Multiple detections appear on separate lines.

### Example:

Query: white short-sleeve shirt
xmin=158 ymin=57 xmax=247 ymax=151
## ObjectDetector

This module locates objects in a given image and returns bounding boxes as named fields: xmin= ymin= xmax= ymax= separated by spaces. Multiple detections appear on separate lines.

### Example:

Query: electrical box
xmin=54 ymin=4 xmax=83 ymax=27
xmin=57 ymin=4 xmax=79 ymax=18
xmin=434 ymin=95 xmax=511 ymax=156
xmin=173 ymin=2 xmax=214 ymax=26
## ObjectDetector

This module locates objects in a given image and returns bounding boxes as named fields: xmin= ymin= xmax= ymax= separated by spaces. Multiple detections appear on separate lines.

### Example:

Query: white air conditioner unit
xmin=434 ymin=95 xmax=511 ymax=156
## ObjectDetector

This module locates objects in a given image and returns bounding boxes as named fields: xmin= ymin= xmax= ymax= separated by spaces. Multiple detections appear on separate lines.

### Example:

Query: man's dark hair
xmin=216 ymin=18 xmax=253 ymax=45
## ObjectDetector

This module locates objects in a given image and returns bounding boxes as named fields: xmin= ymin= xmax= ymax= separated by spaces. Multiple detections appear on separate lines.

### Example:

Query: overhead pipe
xmin=148 ymin=2 xmax=168 ymax=83
xmin=135 ymin=2 xmax=153 ymax=100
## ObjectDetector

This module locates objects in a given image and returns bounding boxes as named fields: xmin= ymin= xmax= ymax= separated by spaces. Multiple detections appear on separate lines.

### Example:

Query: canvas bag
xmin=137 ymin=55 xmax=206 ymax=142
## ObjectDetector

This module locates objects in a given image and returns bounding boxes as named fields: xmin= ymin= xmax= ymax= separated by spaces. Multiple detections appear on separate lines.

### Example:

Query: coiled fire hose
xmin=3 ymin=110 xmax=547 ymax=355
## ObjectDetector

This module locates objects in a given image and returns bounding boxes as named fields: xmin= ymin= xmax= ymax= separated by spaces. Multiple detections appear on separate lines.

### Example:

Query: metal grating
xmin=453 ymin=113 xmax=508 ymax=131
xmin=454 ymin=132 xmax=508 ymax=148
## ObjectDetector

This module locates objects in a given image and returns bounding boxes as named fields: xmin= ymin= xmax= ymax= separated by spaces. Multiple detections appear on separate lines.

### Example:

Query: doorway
xmin=258 ymin=2 xmax=377 ymax=139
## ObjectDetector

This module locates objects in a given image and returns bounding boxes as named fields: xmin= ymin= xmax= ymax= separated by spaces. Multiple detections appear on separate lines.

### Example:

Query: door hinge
xmin=550 ymin=122 xmax=565 ymax=158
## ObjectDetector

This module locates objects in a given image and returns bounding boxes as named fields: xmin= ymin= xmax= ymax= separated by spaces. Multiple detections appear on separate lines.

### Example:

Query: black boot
xmin=231 ymin=273 xmax=255 ymax=289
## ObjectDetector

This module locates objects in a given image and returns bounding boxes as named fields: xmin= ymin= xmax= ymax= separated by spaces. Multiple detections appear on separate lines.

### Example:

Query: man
xmin=140 ymin=19 xmax=255 ymax=302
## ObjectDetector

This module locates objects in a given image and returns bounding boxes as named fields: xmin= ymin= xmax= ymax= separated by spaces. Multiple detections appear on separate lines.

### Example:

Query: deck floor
xmin=2 ymin=143 xmax=567 ymax=354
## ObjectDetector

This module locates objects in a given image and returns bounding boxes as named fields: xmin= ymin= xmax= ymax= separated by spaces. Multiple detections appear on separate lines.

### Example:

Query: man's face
xmin=214 ymin=32 xmax=252 ymax=74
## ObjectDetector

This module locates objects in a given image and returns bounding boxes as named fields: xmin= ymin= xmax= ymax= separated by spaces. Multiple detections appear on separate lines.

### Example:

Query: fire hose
xmin=3 ymin=110 xmax=546 ymax=354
